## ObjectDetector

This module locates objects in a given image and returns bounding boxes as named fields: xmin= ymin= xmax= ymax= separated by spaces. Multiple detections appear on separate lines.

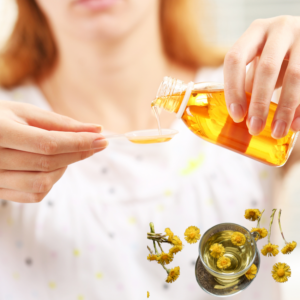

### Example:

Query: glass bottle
xmin=151 ymin=77 xmax=298 ymax=167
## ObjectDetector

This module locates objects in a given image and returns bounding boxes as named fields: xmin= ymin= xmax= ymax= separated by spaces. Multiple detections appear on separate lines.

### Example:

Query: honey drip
xmin=152 ymin=89 xmax=297 ymax=166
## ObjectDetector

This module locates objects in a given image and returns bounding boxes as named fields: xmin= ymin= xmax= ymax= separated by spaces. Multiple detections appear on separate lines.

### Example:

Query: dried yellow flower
xmin=261 ymin=243 xmax=279 ymax=257
xmin=172 ymin=236 xmax=183 ymax=246
xmin=147 ymin=254 xmax=157 ymax=261
xmin=281 ymin=241 xmax=297 ymax=255
xmin=147 ymin=291 xmax=150 ymax=298
xmin=231 ymin=232 xmax=246 ymax=246
xmin=217 ymin=256 xmax=231 ymax=270
xmin=169 ymin=245 xmax=183 ymax=255
xmin=165 ymin=228 xmax=174 ymax=242
xmin=245 ymin=264 xmax=257 ymax=280
xmin=156 ymin=252 xmax=173 ymax=265
xmin=251 ymin=228 xmax=268 ymax=240
xmin=244 ymin=209 xmax=262 ymax=221
xmin=209 ymin=243 xmax=225 ymax=259
xmin=184 ymin=226 xmax=201 ymax=244
xmin=166 ymin=266 xmax=180 ymax=283
xmin=272 ymin=263 xmax=291 ymax=283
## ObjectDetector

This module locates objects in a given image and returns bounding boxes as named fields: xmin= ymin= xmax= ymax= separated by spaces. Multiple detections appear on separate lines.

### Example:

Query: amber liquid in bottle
xmin=152 ymin=86 xmax=297 ymax=166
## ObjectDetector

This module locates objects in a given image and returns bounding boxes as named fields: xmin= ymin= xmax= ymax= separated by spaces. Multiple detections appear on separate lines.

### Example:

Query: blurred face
xmin=35 ymin=0 xmax=159 ymax=40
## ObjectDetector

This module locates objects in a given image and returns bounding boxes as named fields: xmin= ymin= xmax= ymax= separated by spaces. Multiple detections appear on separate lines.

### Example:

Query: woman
xmin=0 ymin=0 xmax=299 ymax=299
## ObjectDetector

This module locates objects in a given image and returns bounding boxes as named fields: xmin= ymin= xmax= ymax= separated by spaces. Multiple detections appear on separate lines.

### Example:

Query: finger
xmin=6 ymin=101 xmax=102 ymax=133
xmin=245 ymin=57 xmax=259 ymax=93
xmin=0 ymin=148 xmax=104 ymax=171
xmin=0 ymin=121 xmax=108 ymax=154
xmin=0 ymin=167 xmax=67 ymax=193
xmin=291 ymin=104 xmax=300 ymax=132
xmin=224 ymin=20 xmax=267 ymax=123
xmin=273 ymin=43 xmax=300 ymax=138
xmin=248 ymin=31 xmax=293 ymax=136
xmin=0 ymin=188 xmax=48 ymax=203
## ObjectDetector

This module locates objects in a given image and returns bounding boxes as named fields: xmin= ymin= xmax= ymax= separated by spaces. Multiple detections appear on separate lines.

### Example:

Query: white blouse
xmin=0 ymin=67 xmax=280 ymax=300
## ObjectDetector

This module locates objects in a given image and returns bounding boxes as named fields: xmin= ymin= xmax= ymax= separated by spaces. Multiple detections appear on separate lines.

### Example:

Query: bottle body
xmin=152 ymin=77 xmax=298 ymax=167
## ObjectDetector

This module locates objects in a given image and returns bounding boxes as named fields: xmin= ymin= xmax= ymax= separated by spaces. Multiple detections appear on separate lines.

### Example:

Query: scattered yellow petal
xmin=156 ymin=252 xmax=173 ymax=265
xmin=128 ymin=217 xmax=136 ymax=224
xmin=281 ymin=241 xmax=297 ymax=255
xmin=78 ymin=296 xmax=84 ymax=300
xmin=164 ymin=190 xmax=172 ymax=197
xmin=251 ymin=228 xmax=268 ymax=240
xmin=48 ymin=282 xmax=56 ymax=289
xmin=147 ymin=254 xmax=158 ymax=262
xmin=96 ymin=273 xmax=103 ymax=279
xmin=165 ymin=228 xmax=174 ymax=242
xmin=245 ymin=264 xmax=257 ymax=280
xmin=272 ymin=263 xmax=291 ymax=283
xmin=231 ymin=232 xmax=246 ymax=246
xmin=244 ymin=209 xmax=262 ymax=221
xmin=166 ymin=266 xmax=180 ymax=283
xmin=261 ymin=243 xmax=279 ymax=257
xmin=184 ymin=226 xmax=201 ymax=244
xmin=217 ymin=256 xmax=231 ymax=270
xmin=73 ymin=249 xmax=80 ymax=256
xmin=147 ymin=291 xmax=150 ymax=298
xmin=209 ymin=243 xmax=225 ymax=259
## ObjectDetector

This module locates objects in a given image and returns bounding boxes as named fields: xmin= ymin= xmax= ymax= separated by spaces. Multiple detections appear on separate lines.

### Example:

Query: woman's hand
xmin=224 ymin=16 xmax=300 ymax=139
xmin=0 ymin=100 xmax=107 ymax=203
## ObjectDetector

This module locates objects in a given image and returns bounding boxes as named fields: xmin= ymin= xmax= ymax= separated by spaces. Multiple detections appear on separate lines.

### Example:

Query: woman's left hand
xmin=224 ymin=16 xmax=300 ymax=139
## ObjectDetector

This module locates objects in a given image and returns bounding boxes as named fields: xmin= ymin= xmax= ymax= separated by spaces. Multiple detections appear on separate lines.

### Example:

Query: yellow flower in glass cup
xmin=184 ymin=226 xmax=201 ymax=244
xmin=245 ymin=264 xmax=257 ymax=280
xmin=209 ymin=243 xmax=225 ymax=259
xmin=231 ymin=232 xmax=246 ymax=246
xmin=244 ymin=209 xmax=262 ymax=221
xmin=272 ymin=263 xmax=291 ymax=283
xmin=156 ymin=252 xmax=173 ymax=265
xmin=147 ymin=254 xmax=157 ymax=261
xmin=147 ymin=291 xmax=150 ymax=298
xmin=217 ymin=256 xmax=231 ymax=270
xmin=169 ymin=245 xmax=183 ymax=255
xmin=261 ymin=243 xmax=279 ymax=257
xmin=165 ymin=228 xmax=174 ymax=242
xmin=251 ymin=228 xmax=268 ymax=240
xmin=166 ymin=266 xmax=180 ymax=283
xmin=281 ymin=241 xmax=297 ymax=255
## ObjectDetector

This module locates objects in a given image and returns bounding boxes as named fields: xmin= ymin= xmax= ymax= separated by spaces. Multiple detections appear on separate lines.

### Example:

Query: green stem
xmin=158 ymin=242 xmax=164 ymax=253
xmin=278 ymin=209 xmax=288 ymax=244
xmin=257 ymin=209 xmax=265 ymax=228
xmin=268 ymin=209 xmax=277 ymax=244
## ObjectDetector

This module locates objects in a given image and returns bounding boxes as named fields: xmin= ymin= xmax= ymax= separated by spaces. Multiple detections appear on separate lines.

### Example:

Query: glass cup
xmin=196 ymin=222 xmax=260 ymax=296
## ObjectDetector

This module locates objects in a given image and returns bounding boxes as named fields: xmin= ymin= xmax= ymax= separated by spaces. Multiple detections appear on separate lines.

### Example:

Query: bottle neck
xmin=151 ymin=77 xmax=187 ymax=113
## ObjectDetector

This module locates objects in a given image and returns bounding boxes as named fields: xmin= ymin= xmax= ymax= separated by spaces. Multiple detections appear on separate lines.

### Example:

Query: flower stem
xmin=257 ymin=209 xmax=265 ymax=228
xmin=278 ymin=209 xmax=288 ymax=244
xmin=147 ymin=246 xmax=153 ymax=254
xmin=149 ymin=222 xmax=159 ymax=254
xmin=268 ymin=209 xmax=277 ymax=244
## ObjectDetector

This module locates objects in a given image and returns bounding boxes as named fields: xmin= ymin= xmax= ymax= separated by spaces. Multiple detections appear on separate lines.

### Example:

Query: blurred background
xmin=0 ymin=0 xmax=300 ymax=299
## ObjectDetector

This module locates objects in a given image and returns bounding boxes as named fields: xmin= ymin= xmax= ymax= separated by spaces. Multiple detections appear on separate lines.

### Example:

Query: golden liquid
xmin=128 ymin=137 xmax=172 ymax=144
xmin=153 ymin=90 xmax=297 ymax=166
xmin=203 ymin=230 xmax=254 ymax=284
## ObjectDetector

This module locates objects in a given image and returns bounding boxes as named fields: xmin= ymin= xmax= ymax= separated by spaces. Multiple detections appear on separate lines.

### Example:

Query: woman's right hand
xmin=0 ymin=100 xmax=107 ymax=203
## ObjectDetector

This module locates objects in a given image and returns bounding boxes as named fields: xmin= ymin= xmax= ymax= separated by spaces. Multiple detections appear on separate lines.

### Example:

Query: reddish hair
xmin=0 ymin=0 xmax=224 ymax=89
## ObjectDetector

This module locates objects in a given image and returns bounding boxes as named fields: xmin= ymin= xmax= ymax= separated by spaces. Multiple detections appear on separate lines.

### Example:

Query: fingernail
xmin=248 ymin=116 xmax=263 ymax=135
xmin=291 ymin=117 xmax=300 ymax=132
xmin=229 ymin=103 xmax=244 ymax=122
xmin=272 ymin=120 xmax=287 ymax=139
xmin=92 ymin=138 xmax=108 ymax=149
xmin=92 ymin=124 xmax=103 ymax=132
